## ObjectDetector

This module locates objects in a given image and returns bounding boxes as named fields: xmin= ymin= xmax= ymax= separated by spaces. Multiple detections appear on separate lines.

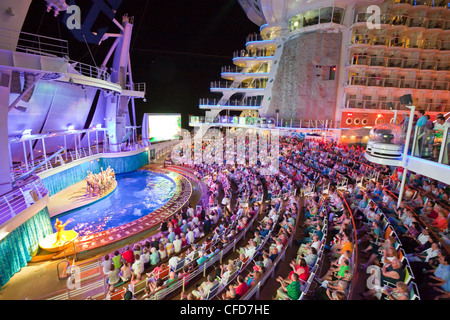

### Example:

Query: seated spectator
xmin=149 ymin=247 xmax=160 ymax=266
xmin=233 ymin=275 xmax=249 ymax=299
xmin=102 ymin=254 xmax=112 ymax=275
xmin=120 ymin=262 xmax=132 ymax=283
xmin=140 ymin=247 xmax=150 ymax=269
xmin=158 ymin=243 xmax=167 ymax=260
xmin=245 ymin=265 xmax=262 ymax=288
xmin=106 ymin=264 xmax=120 ymax=287
xmin=431 ymin=211 xmax=449 ymax=233
xmin=315 ymin=269 xmax=352 ymax=300
xmin=216 ymin=262 xmax=235 ymax=285
xmin=288 ymin=257 xmax=309 ymax=284
xmin=426 ymin=255 xmax=450 ymax=299
xmin=173 ymin=235 xmax=182 ymax=253
xmin=275 ymin=272 xmax=302 ymax=300
xmin=407 ymin=242 xmax=441 ymax=271
xmin=164 ymin=271 xmax=178 ymax=287
xmin=122 ymin=245 xmax=134 ymax=264
xmin=131 ymin=254 xmax=144 ymax=280
xmin=112 ymin=250 xmax=123 ymax=270
xmin=168 ymin=253 xmax=181 ymax=272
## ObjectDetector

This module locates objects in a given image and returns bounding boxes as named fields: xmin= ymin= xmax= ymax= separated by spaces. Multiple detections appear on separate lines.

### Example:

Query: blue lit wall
xmin=0 ymin=207 xmax=53 ymax=289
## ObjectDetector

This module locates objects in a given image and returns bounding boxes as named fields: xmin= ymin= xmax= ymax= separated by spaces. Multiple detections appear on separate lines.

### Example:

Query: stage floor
xmin=47 ymin=180 xmax=118 ymax=218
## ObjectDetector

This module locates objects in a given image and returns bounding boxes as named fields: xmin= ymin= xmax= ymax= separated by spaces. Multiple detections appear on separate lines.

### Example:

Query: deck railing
xmin=0 ymin=176 xmax=48 ymax=227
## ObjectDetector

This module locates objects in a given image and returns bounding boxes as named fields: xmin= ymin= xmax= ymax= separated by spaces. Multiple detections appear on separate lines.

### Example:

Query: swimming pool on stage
xmin=50 ymin=170 xmax=177 ymax=237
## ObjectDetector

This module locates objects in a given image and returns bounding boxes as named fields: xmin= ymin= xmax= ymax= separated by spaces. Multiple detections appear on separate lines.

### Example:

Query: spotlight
xmin=14 ymin=106 xmax=27 ymax=112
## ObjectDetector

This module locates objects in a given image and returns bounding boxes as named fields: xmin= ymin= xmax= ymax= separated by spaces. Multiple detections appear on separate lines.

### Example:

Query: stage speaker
xmin=400 ymin=94 xmax=413 ymax=105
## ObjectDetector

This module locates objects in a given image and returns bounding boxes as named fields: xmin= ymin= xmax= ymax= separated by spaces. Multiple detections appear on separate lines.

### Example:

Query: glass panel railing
xmin=369 ymin=56 xmax=387 ymax=67
xmin=421 ymin=59 xmax=438 ymax=70
xmin=392 ymin=14 xmax=409 ymax=26
xmin=390 ymin=0 xmax=449 ymax=7
xmin=352 ymin=33 xmax=371 ymax=45
xmin=402 ymin=59 xmax=421 ymax=69
xmin=427 ymin=18 xmax=445 ymax=29
xmin=400 ymin=78 xmax=416 ymax=89
xmin=233 ymin=49 xmax=275 ymax=58
xmin=386 ymin=57 xmax=403 ymax=68
xmin=437 ymin=61 xmax=450 ymax=71
xmin=440 ymin=40 xmax=450 ymax=51
xmin=388 ymin=36 xmax=407 ymax=48
xmin=319 ymin=7 xmax=333 ymax=24
xmin=345 ymin=99 xmax=450 ymax=112
xmin=408 ymin=116 xmax=449 ymax=165
xmin=372 ymin=35 xmax=388 ymax=46
xmin=408 ymin=16 xmax=428 ymax=27
xmin=423 ymin=39 xmax=441 ymax=50
xmin=416 ymin=79 xmax=433 ymax=90
xmin=347 ymin=75 xmax=449 ymax=92
xmin=432 ymin=81 xmax=449 ymax=91
xmin=438 ymin=128 xmax=450 ymax=164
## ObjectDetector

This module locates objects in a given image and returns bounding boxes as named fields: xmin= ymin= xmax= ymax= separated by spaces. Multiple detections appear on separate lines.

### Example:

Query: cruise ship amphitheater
xmin=0 ymin=0 xmax=449 ymax=304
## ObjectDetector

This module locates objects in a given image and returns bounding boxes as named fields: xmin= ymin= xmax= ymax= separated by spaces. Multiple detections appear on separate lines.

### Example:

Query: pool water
xmin=50 ymin=170 xmax=177 ymax=236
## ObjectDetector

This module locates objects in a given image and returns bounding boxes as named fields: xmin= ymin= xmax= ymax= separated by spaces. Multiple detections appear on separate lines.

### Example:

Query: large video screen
xmin=147 ymin=114 xmax=181 ymax=143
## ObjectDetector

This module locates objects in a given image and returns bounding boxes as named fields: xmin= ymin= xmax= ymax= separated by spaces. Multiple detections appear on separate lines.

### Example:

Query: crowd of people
xmin=274 ymin=134 xmax=449 ymax=300
xmin=99 ymin=152 xmax=276 ymax=300
xmin=90 ymin=126 xmax=450 ymax=301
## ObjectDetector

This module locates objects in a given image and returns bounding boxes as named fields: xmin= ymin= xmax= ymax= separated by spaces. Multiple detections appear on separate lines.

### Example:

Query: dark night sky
xmin=21 ymin=0 xmax=260 ymax=129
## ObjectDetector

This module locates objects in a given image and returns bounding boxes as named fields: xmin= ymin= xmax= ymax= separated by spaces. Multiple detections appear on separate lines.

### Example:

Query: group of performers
xmin=85 ymin=166 xmax=116 ymax=197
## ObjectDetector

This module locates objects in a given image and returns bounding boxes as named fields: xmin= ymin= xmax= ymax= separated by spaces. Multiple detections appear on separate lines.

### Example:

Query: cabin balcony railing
xmin=345 ymin=98 xmax=449 ymax=112
xmin=351 ymin=33 xmax=450 ymax=51
xmin=347 ymin=75 xmax=450 ymax=91
xmin=389 ymin=0 xmax=449 ymax=8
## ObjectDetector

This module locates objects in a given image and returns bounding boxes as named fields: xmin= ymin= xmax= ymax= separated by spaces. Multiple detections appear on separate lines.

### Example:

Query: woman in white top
xmin=102 ymin=254 xmax=112 ymax=275
xmin=158 ymin=243 xmax=167 ymax=260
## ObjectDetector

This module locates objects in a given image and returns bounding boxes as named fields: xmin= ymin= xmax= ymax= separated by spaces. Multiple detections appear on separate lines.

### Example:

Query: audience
xmin=98 ymin=131 xmax=449 ymax=301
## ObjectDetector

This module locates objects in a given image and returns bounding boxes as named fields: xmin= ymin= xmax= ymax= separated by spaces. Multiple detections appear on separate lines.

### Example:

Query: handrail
xmin=347 ymin=75 xmax=449 ymax=91
xmin=339 ymin=190 xmax=359 ymax=300
xmin=56 ymin=260 xmax=71 ymax=281
xmin=353 ymin=11 xmax=450 ymax=29
xmin=349 ymin=54 xmax=449 ymax=71
xmin=0 ymin=176 xmax=48 ymax=227
xmin=189 ymin=114 xmax=336 ymax=129
xmin=345 ymin=98 xmax=448 ymax=112
xmin=68 ymin=60 xmax=110 ymax=81
xmin=351 ymin=33 xmax=450 ymax=51
xmin=0 ymin=26 xmax=69 ymax=57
